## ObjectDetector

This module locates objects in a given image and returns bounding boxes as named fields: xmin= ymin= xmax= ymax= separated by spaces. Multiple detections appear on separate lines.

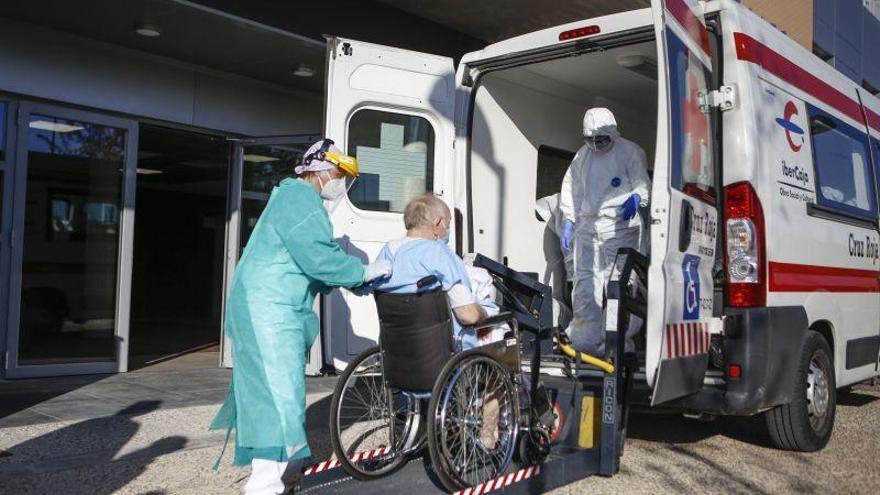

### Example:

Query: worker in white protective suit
xmin=535 ymin=193 xmax=575 ymax=330
xmin=559 ymin=108 xmax=650 ymax=356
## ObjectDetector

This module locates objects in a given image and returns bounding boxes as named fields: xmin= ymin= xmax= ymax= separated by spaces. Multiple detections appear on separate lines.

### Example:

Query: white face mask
xmin=318 ymin=174 xmax=347 ymax=201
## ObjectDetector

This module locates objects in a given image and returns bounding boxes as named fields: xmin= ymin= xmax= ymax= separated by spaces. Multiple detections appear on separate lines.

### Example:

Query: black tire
xmin=765 ymin=331 xmax=836 ymax=451
xmin=427 ymin=352 xmax=519 ymax=492
xmin=329 ymin=346 xmax=412 ymax=480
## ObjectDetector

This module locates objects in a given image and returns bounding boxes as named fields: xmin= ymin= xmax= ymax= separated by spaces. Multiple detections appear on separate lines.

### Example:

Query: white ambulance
xmin=318 ymin=0 xmax=880 ymax=452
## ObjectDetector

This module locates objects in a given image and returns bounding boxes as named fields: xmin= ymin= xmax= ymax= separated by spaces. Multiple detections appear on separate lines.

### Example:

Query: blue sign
xmin=682 ymin=254 xmax=701 ymax=320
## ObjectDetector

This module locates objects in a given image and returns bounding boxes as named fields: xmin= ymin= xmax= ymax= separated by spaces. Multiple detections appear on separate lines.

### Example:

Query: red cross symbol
xmin=682 ymin=70 xmax=708 ymax=177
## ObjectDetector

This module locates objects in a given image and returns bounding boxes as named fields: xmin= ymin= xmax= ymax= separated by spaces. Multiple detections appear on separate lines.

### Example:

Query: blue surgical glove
xmin=350 ymin=282 xmax=375 ymax=297
xmin=561 ymin=220 xmax=575 ymax=252
xmin=620 ymin=193 xmax=641 ymax=221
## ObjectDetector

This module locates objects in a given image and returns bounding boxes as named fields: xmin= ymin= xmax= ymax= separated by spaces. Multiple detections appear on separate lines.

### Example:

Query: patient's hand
xmin=453 ymin=303 xmax=488 ymax=326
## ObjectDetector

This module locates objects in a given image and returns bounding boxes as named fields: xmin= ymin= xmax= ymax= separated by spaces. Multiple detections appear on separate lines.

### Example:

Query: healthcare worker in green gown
xmin=210 ymin=138 xmax=392 ymax=495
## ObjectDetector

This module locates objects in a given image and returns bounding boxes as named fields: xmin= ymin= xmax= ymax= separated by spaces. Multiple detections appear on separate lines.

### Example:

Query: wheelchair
xmin=329 ymin=254 xmax=627 ymax=491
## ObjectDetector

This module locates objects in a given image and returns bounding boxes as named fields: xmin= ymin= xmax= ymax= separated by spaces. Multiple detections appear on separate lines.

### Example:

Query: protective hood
xmin=582 ymin=108 xmax=620 ymax=138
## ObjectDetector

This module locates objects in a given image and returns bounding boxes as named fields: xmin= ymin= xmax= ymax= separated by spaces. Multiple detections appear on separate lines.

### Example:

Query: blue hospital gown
xmin=373 ymin=238 xmax=481 ymax=348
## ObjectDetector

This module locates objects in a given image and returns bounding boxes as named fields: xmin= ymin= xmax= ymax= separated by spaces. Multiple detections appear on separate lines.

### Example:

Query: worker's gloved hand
xmin=620 ymin=194 xmax=641 ymax=221
xmin=561 ymin=220 xmax=575 ymax=252
xmin=350 ymin=283 xmax=375 ymax=297
xmin=364 ymin=259 xmax=393 ymax=283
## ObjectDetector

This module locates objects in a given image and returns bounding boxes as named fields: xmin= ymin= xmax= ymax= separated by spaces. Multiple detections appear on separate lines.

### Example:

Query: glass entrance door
xmin=220 ymin=134 xmax=319 ymax=368
xmin=5 ymin=103 xmax=137 ymax=377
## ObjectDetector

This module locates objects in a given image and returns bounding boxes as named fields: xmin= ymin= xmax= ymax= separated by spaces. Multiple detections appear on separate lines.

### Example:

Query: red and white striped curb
xmin=665 ymin=321 xmax=710 ymax=359
xmin=452 ymin=465 xmax=542 ymax=495
xmin=302 ymin=446 xmax=392 ymax=476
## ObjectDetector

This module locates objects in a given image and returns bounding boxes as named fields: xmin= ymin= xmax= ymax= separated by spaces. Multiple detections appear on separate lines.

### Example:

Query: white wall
xmin=0 ymin=18 xmax=322 ymax=136
xmin=470 ymin=74 xmax=584 ymax=276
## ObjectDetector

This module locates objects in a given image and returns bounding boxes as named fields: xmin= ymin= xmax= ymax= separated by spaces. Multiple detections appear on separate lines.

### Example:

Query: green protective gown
xmin=210 ymin=178 xmax=365 ymax=466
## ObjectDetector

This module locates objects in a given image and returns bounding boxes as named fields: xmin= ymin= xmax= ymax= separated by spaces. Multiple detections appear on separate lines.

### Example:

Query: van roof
xmin=460 ymin=8 xmax=653 ymax=66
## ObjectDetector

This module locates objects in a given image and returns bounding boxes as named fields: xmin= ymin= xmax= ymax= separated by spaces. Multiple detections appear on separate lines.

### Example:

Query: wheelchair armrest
xmin=469 ymin=311 xmax=516 ymax=331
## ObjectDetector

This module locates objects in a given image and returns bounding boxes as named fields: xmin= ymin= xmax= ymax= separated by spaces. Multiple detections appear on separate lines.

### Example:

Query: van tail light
xmin=724 ymin=182 xmax=766 ymax=307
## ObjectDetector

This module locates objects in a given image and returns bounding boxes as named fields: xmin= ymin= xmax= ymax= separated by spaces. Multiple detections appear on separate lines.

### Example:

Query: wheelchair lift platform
xmin=304 ymin=251 xmax=645 ymax=494
xmin=300 ymin=447 xmax=601 ymax=494
xmin=299 ymin=365 xmax=628 ymax=495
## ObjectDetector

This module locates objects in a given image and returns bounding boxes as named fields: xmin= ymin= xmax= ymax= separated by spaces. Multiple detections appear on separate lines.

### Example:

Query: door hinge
xmin=698 ymin=85 xmax=736 ymax=113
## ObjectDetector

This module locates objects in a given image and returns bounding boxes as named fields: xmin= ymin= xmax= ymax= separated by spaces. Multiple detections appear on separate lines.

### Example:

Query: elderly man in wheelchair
xmin=329 ymin=194 xmax=569 ymax=491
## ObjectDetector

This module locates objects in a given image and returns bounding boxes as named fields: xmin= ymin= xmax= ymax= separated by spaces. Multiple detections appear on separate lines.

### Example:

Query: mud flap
xmin=651 ymin=353 xmax=709 ymax=405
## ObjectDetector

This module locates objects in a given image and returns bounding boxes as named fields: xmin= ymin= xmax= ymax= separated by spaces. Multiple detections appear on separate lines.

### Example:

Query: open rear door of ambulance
xmin=646 ymin=0 xmax=720 ymax=405
xmin=322 ymin=37 xmax=456 ymax=370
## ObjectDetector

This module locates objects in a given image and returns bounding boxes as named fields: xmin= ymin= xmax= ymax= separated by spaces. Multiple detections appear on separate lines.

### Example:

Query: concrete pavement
xmin=0 ymin=369 xmax=878 ymax=494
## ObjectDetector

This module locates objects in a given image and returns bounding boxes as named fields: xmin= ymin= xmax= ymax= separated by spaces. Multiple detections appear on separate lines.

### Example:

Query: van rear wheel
xmin=765 ymin=331 xmax=835 ymax=452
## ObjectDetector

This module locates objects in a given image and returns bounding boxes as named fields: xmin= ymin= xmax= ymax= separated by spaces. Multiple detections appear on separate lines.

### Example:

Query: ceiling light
xmin=616 ymin=54 xmax=658 ymax=80
xmin=292 ymin=64 xmax=316 ymax=77
xmin=136 ymin=168 xmax=163 ymax=175
xmin=135 ymin=23 xmax=162 ymax=38
xmin=29 ymin=120 xmax=84 ymax=133
xmin=243 ymin=154 xmax=280 ymax=163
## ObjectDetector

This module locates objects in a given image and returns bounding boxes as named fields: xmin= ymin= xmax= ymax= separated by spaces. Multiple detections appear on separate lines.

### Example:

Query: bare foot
xmin=479 ymin=397 xmax=500 ymax=450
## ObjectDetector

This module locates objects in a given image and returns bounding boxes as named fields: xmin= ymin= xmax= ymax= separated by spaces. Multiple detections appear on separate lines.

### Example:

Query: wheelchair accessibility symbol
xmin=682 ymin=254 xmax=701 ymax=320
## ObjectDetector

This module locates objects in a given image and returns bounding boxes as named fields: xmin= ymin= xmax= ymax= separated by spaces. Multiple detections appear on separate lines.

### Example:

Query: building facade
xmin=0 ymin=0 xmax=481 ymax=379
xmin=743 ymin=0 xmax=880 ymax=94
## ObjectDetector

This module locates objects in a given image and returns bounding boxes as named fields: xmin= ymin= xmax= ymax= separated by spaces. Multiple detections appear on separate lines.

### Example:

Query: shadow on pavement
xmin=305 ymin=394 xmax=333 ymax=461
xmin=0 ymin=373 xmax=111 ymax=420
xmin=626 ymin=411 xmax=774 ymax=448
xmin=837 ymin=387 xmax=879 ymax=407
xmin=0 ymin=400 xmax=187 ymax=495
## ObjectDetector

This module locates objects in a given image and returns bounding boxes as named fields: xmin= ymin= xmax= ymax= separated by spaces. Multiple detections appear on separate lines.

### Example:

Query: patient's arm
xmin=447 ymin=282 xmax=487 ymax=325
xmin=453 ymin=303 xmax=488 ymax=326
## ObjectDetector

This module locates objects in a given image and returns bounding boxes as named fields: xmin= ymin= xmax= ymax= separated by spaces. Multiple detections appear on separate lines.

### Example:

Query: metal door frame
xmin=0 ymin=100 xmax=16 ymax=376
xmin=5 ymin=101 xmax=138 ymax=378
xmin=220 ymin=133 xmax=320 ymax=368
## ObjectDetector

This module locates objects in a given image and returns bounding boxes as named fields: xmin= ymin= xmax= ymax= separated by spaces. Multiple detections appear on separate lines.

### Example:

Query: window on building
xmin=346 ymin=110 xmax=435 ymax=213
xmin=808 ymin=104 xmax=877 ymax=218
xmin=535 ymin=145 xmax=574 ymax=199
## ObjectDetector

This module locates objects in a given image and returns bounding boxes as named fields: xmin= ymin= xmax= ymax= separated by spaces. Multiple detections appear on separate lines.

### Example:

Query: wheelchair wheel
xmin=427 ymin=352 xmax=519 ymax=491
xmin=330 ymin=346 xmax=418 ymax=480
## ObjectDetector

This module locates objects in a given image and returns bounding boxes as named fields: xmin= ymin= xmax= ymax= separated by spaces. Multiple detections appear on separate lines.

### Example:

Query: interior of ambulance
xmin=468 ymin=40 xmax=659 ymax=357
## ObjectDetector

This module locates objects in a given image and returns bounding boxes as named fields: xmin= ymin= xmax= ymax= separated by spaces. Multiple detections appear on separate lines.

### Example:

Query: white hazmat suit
xmin=535 ymin=193 xmax=575 ymax=329
xmin=560 ymin=108 xmax=650 ymax=356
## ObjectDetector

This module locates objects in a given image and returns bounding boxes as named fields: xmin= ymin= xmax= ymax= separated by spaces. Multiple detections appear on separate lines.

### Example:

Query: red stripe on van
xmin=768 ymin=262 xmax=880 ymax=293
xmin=733 ymin=32 xmax=873 ymax=132
xmin=867 ymin=108 xmax=880 ymax=135
xmin=665 ymin=0 xmax=712 ymax=57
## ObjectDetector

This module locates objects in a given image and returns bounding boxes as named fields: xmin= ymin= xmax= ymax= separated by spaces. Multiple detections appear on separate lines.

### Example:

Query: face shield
xmin=584 ymin=134 xmax=613 ymax=152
